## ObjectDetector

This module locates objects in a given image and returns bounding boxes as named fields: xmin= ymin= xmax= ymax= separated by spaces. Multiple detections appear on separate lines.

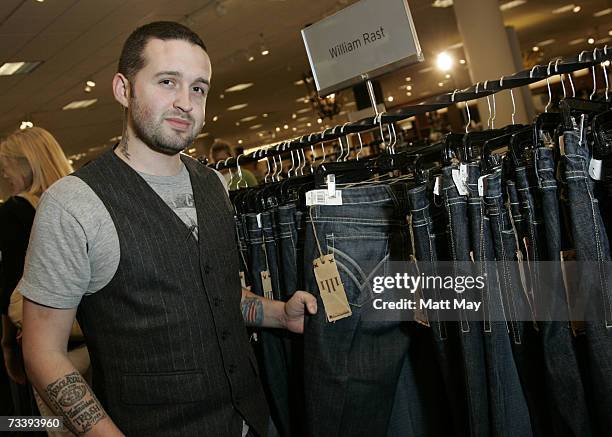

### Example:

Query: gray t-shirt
xmin=18 ymin=163 xmax=227 ymax=309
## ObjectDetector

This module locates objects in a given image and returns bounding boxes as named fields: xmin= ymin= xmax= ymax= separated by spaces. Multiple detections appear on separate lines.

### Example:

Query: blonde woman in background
xmin=0 ymin=127 xmax=87 ymax=437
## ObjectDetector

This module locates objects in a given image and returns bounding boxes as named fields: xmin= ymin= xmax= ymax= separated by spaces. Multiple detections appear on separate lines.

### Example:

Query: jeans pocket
xmin=325 ymin=233 xmax=389 ymax=307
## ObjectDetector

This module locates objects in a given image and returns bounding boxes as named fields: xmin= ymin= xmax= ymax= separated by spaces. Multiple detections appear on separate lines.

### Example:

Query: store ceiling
xmin=0 ymin=0 xmax=611 ymax=165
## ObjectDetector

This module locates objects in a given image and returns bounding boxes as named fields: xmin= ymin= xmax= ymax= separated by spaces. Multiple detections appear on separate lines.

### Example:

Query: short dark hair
xmin=118 ymin=21 xmax=207 ymax=80
xmin=209 ymin=141 xmax=233 ymax=162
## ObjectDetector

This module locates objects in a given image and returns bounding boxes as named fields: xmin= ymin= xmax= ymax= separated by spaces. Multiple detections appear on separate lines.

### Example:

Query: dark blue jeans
xmin=534 ymin=146 xmax=593 ymax=437
xmin=467 ymin=163 xmax=532 ymax=437
xmin=303 ymin=184 xmax=417 ymax=437
xmin=442 ymin=166 xmax=490 ymax=437
xmin=562 ymin=130 xmax=612 ymax=434
xmin=407 ymin=183 xmax=469 ymax=437
xmin=245 ymin=213 xmax=291 ymax=437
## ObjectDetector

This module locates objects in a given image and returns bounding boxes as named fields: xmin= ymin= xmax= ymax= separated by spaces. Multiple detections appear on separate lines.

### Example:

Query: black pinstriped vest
xmin=74 ymin=150 xmax=269 ymax=437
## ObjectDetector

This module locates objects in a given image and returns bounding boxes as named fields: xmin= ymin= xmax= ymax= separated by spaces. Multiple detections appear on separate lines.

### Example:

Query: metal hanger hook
xmin=529 ymin=64 xmax=541 ymax=79
xmin=464 ymin=101 xmax=471 ymax=133
xmin=590 ymin=48 xmax=598 ymax=100
xmin=554 ymin=59 xmax=566 ymax=99
xmin=355 ymin=132 xmax=364 ymax=160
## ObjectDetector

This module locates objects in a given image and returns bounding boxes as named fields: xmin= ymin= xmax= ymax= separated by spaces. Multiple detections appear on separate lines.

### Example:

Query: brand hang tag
xmin=433 ymin=175 xmax=442 ymax=196
xmin=452 ymin=169 xmax=468 ymax=196
xmin=305 ymin=189 xmax=343 ymax=206
xmin=312 ymin=254 xmax=352 ymax=322
xmin=589 ymin=158 xmax=603 ymax=180
xmin=477 ymin=175 xmax=486 ymax=197
xmin=239 ymin=271 xmax=247 ymax=288
xmin=459 ymin=163 xmax=468 ymax=183
xmin=260 ymin=270 xmax=273 ymax=300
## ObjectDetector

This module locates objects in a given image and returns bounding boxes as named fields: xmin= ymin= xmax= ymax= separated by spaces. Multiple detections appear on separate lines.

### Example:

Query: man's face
xmin=128 ymin=38 xmax=212 ymax=155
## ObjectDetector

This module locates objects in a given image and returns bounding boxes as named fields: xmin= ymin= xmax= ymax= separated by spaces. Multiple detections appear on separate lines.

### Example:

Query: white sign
xmin=301 ymin=0 xmax=423 ymax=96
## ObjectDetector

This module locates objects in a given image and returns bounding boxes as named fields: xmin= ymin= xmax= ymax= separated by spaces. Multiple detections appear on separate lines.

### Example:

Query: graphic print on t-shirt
xmin=166 ymin=193 xmax=198 ymax=241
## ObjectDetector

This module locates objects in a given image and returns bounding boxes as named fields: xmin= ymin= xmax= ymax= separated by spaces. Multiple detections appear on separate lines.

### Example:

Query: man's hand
xmin=282 ymin=291 xmax=318 ymax=334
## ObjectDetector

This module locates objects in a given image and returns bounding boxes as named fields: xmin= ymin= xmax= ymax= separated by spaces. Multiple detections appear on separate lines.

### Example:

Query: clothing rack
xmin=213 ymin=47 xmax=612 ymax=170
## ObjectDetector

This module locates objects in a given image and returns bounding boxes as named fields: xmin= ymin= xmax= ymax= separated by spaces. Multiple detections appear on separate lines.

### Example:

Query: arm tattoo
xmin=241 ymin=297 xmax=264 ymax=327
xmin=45 ymin=371 xmax=107 ymax=435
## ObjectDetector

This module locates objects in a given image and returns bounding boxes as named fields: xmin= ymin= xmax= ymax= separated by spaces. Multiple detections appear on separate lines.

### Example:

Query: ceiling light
xmin=438 ymin=82 xmax=444 ymax=87
xmin=406 ymin=92 xmax=412 ymax=96
xmin=499 ymin=0 xmax=526 ymax=11
xmin=235 ymin=122 xmax=240 ymax=126
xmin=594 ymin=8 xmax=612 ymax=17
xmin=262 ymin=113 xmax=268 ymax=118
xmin=537 ymin=39 xmax=556 ymax=46
xmin=227 ymin=103 xmax=248 ymax=111
xmin=297 ymin=107 xmax=311 ymax=114
xmin=569 ymin=38 xmax=584 ymax=45
xmin=283 ymin=124 xmax=289 ymax=129
xmin=249 ymin=124 xmax=263 ymax=130
xmin=436 ymin=52 xmax=453 ymax=71
xmin=406 ymin=85 xmax=413 ymax=91
xmin=240 ymin=115 xmax=258 ymax=122
xmin=219 ymin=94 xmax=224 ymax=99
xmin=19 ymin=121 xmax=33 ymax=130
xmin=405 ymin=77 xmax=412 ymax=82
xmin=62 ymin=98 xmax=97 ymax=110
xmin=84 ymin=86 xmax=92 ymax=93
xmin=306 ymin=122 xmax=312 ymax=127
xmin=248 ymin=56 xmax=255 ymax=62
xmin=317 ymin=118 xmax=323 ymax=124
xmin=387 ymin=96 xmax=394 ymax=102
xmin=86 ymin=80 xmax=96 ymax=87
xmin=588 ymin=37 xmax=595 ymax=44
xmin=36 ymin=0 xmax=44 ymax=2
xmin=445 ymin=73 xmax=451 ymax=79
xmin=238 ymin=140 xmax=243 ymax=144
xmin=532 ymin=46 xmax=540 ymax=52
xmin=294 ymin=79 xmax=305 ymax=85
xmin=258 ymin=133 xmax=264 ymax=137
xmin=459 ymin=59 xmax=466 ymax=64
xmin=225 ymin=83 xmax=254 ymax=92
xmin=275 ymin=127 xmax=281 ymax=132
xmin=573 ymin=5 xmax=581 ymax=13
xmin=212 ymin=115 xmax=219 ymax=122
xmin=292 ymin=113 xmax=297 ymax=119
xmin=432 ymin=0 xmax=453 ymax=7
xmin=292 ymin=127 xmax=297 ymax=132
xmin=261 ymin=49 xmax=270 ymax=56
xmin=552 ymin=4 xmax=576 ymax=14
xmin=0 ymin=61 xmax=42 ymax=76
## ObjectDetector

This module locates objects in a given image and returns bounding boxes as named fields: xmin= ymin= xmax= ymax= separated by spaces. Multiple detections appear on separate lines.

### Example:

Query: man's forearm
xmin=24 ymin=350 xmax=122 ymax=436
xmin=241 ymin=288 xmax=286 ymax=329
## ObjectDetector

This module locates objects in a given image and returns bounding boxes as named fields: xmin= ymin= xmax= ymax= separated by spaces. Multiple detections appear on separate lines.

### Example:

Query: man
xmin=209 ymin=140 xmax=259 ymax=190
xmin=20 ymin=21 xmax=316 ymax=437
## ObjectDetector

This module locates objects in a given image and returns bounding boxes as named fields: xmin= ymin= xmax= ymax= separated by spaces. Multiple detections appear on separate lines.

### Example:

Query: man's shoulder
xmin=44 ymin=175 xmax=108 ymax=221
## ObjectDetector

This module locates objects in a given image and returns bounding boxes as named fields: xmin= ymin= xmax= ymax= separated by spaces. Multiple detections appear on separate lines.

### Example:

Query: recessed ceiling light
xmin=306 ymin=122 xmax=312 ymax=127
xmin=238 ymin=140 xmax=243 ymax=144
xmin=188 ymin=148 xmax=197 ymax=154
xmin=258 ymin=132 xmax=264 ymax=137
xmin=249 ymin=124 xmax=263 ymax=130
xmin=432 ymin=0 xmax=453 ymax=8
xmin=537 ymin=39 xmax=556 ymax=46
xmin=283 ymin=124 xmax=289 ymax=129
xmin=588 ymin=37 xmax=595 ymax=44
xmin=240 ymin=115 xmax=258 ymax=122
xmin=212 ymin=115 xmax=219 ymax=122
xmin=406 ymin=85 xmax=412 ymax=91
xmin=405 ymin=77 xmax=412 ymax=82
xmin=86 ymin=80 xmax=96 ymax=87
xmin=292 ymin=113 xmax=297 ymax=119
xmin=445 ymin=73 xmax=451 ymax=79
xmin=387 ymin=96 xmax=394 ymax=102
xmin=235 ymin=122 xmax=240 ymax=126
xmin=297 ymin=116 xmax=309 ymax=122
xmin=499 ymin=0 xmax=526 ymax=11
xmin=552 ymin=4 xmax=576 ymax=14
xmin=436 ymin=52 xmax=454 ymax=71
xmin=532 ymin=46 xmax=540 ymax=52
xmin=297 ymin=108 xmax=311 ymax=114
xmin=294 ymin=79 xmax=305 ymax=85
xmin=262 ymin=113 xmax=268 ymax=118
xmin=19 ymin=121 xmax=33 ymax=130
xmin=219 ymin=94 xmax=224 ymax=99
xmin=0 ymin=61 xmax=42 ymax=76
xmin=261 ymin=49 xmax=270 ymax=56
xmin=62 ymin=98 xmax=97 ymax=110
xmin=573 ymin=5 xmax=581 ymax=13
xmin=438 ymin=82 xmax=444 ymax=87
xmin=227 ymin=103 xmax=248 ymax=111
xmin=36 ymin=0 xmax=45 ymax=2
xmin=275 ymin=127 xmax=281 ymax=132
xmin=459 ymin=59 xmax=466 ymax=64
xmin=406 ymin=92 xmax=412 ymax=96
xmin=594 ymin=8 xmax=612 ymax=17
xmin=292 ymin=127 xmax=297 ymax=132
xmin=248 ymin=56 xmax=255 ymax=62
xmin=569 ymin=38 xmax=584 ymax=45
xmin=225 ymin=83 xmax=254 ymax=92
xmin=317 ymin=118 xmax=323 ymax=124
xmin=84 ymin=86 xmax=92 ymax=93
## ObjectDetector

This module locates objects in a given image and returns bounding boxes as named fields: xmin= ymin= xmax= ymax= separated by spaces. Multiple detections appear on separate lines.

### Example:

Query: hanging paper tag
xmin=312 ymin=254 xmax=352 ymax=322
xmin=589 ymin=158 xmax=603 ymax=180
xmin=326 ymin=174 xmax=336 ymax=197
xmin=260 ymin=270 xmax=273 ymax=300
xmin=478 ymin=175 xmax=487 ymax=197
xmin=452 ymin=169 xmax=468 ymax=195
xmin=306 ymin=189 xmax=343 ymax=206
xmin=459 ymin=163 xmax=468 ymax=184
xmin=239 ymin=271 xmax=247 ymax=288
xmin=256 ymin=213 xmax=262 ymax=228
xmin=433 ymin=175 xmax=442 ymax=196
xmin=559 ymin=135 xmax=565 ymax=156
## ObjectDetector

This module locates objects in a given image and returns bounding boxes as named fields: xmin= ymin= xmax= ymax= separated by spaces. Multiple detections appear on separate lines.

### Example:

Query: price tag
xmin=326 ymin=173 xmax=336 ymax=197
xmin=452 ymin=169 xmax=468 ymax=195
xmin=312 ymin=254 xmax=352 ymax=322
xmin=589 ymin=158 xmax=602 ymax=180
xmin=260 ymin=270 xmax=273 ymax=300
xmin=433 ymin=175 xmax=442 ymax=196
xmin=478 ymin=175 xmax=487 ymax=197
xmin=306 ymin=189 xmax=343 ymax=206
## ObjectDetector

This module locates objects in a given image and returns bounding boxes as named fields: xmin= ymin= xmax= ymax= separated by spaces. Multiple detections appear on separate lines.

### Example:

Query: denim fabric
xmin=442 ymin=166 xmax=490 ymax=437
xmin=562 ymin=130 xmax=612 ymax=434
xmin=484 ymin=168 xmax=552 ymax=437
xmin=534 ymin=147 xmax=593 ymax=437
xmin=245 ymin=214 xmax=292 ymax=437
xmin=260 ymin=212 xmax=283 ymax=300
xmin=235 ymin=215 xmax=251 ymax=286
xmin=467 ymin=164 xmax=532 ymax=437
xmin=275 ymin=204 xmax=300 ymax=300
xmin=407 ymin=183 xmax=469 ymax=437
xmin=506 ymin=179 xmax=526 ymax=259
xmin=303 ymin=184 xmax=417 ymax=437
